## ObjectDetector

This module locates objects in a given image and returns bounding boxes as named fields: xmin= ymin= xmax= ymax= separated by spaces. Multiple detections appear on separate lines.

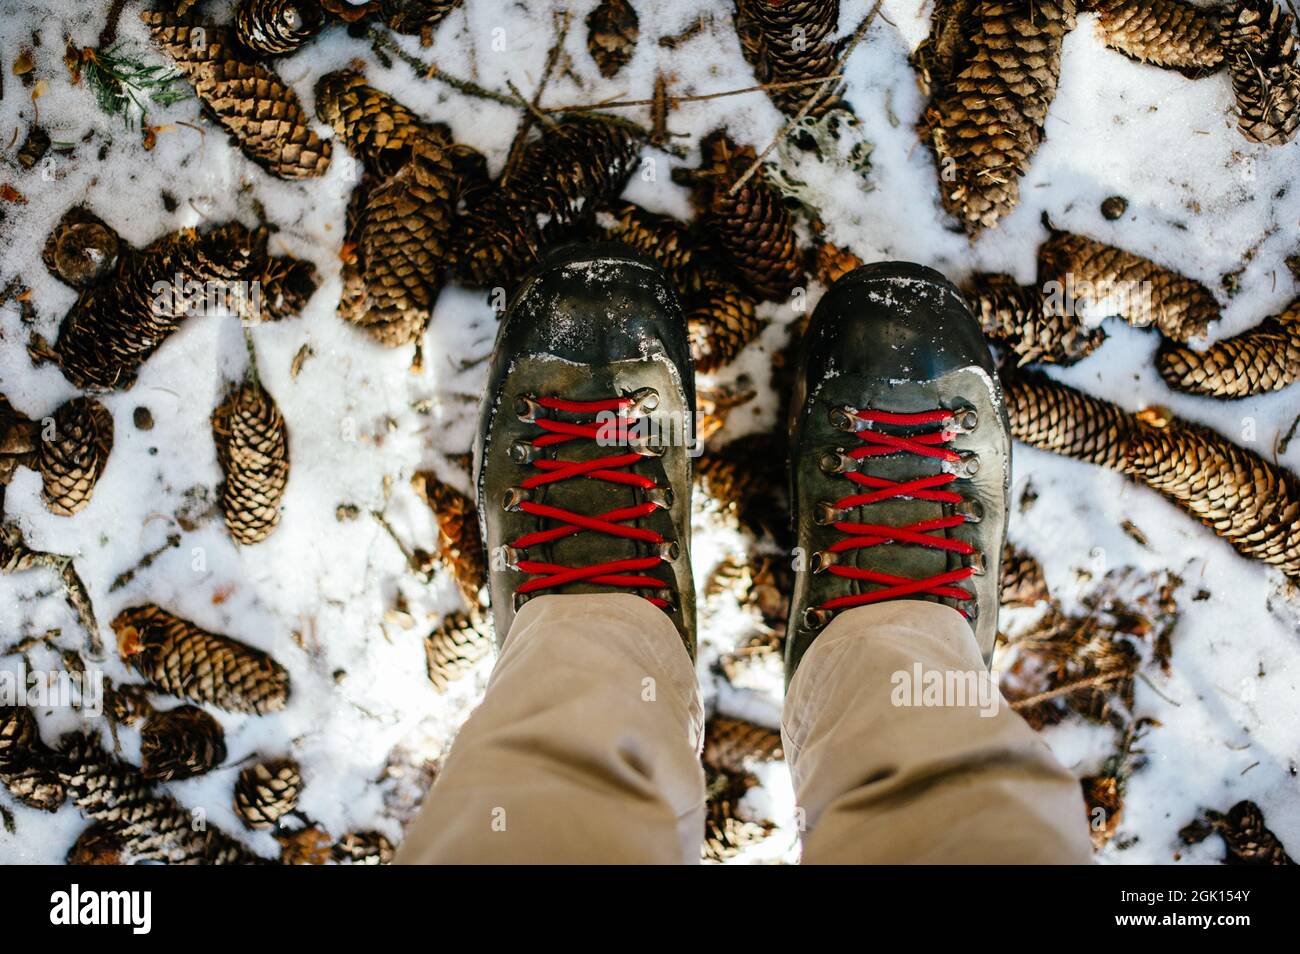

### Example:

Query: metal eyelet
xmin=502 ymin=487 xmax=532 ymax=511
xmin=819 ymin=450 xmax=854 ymax=475
xmin=951 ymin=406 xmax=979 ymax=433
xmin=815 ymin=501 xmax=845 ymax=525
xmin=964 ymin=550 xmax=987 ymax=576
xmin=514 ymin=396 xmax=541 ymax=422
xmin=497 ymin=545 xmax=523 ymax=569
xmin=631 ymin=436 xmax=667 ymax=458
xmin=954 ymin=499 xmax=984 ymax=523
xmin=942 ymin=453 xmax=981 ymax=478
xmin=628 ymin=387 xmax=660 ymax=414
xmin=508 ymin=441 xmax=542 ymax=464
xmin=803 ymin=607 xmax=835 ymax=630
xmin=645 ymin=487 xmax=673 ymax=509
xmin=811 ymin=550 xmax=837 ymax=573
xmin=828 ymin=406 xmax=860 ymax=432
xmin=658 ymin=541 xmax=680 ymax=562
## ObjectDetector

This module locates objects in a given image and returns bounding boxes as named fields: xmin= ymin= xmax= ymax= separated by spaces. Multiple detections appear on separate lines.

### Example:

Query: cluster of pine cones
xmin=917 ymin=0 xmax=1300 ymax=233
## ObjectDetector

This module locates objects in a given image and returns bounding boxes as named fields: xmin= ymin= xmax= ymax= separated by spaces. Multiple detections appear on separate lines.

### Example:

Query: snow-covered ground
xmin=1 ymin=0 xmax=1297 ymax=864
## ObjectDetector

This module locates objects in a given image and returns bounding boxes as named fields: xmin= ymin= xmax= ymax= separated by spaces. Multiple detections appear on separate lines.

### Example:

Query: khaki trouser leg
xmin=396 ymin=593 xmax=705 ymax=864
xmin=783 ymin=599 xmax=1094 ymax=864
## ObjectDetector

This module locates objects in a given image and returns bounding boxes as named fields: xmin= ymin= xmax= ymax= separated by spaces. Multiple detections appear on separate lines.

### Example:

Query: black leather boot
xmin=786 ymin=262 xmax=1011 ymax=681
xmin=474 ymin=243 xmax=698 ymax=657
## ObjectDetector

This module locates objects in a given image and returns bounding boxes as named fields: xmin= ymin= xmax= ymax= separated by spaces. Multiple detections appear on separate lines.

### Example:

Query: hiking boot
xmin=786 ymin=262 xmax=1011 ymax=680
xmin=474 ymin=243 xmax=698 ymax=656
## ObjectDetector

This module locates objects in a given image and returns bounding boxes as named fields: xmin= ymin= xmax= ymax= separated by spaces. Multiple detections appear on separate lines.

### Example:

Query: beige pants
xmin=396 ymin=594 xmax=1093 ymax=864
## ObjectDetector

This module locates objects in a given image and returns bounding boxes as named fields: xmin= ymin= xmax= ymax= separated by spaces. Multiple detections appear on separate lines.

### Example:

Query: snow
xmin=2 ymin=0 xmax=1298 ymax=864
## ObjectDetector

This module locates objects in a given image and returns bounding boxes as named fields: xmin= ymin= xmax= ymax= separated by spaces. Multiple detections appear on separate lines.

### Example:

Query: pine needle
xmin=81 ymin=43 xmax=191 ymax=129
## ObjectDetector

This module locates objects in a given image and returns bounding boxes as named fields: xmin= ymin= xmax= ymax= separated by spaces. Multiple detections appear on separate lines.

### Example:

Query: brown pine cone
xmin=142 ymin=12 xmax=331 ymax=179
xmin=333 ymin=830 xmax=395 ymax=864
xmin=58 ymin=730 xmax=266 ymax=864
xmin=919 ymin=1 xmax=1078 ymax=233
xmin=0 ymin=704 xmax=66 ymax=812
xmin=315 ymin=70 xmax=447 ymax=177
xmin=1221 ymin=0 xmax=1300 ymax=145
xmin=37 ymin=397 xmax=114 ymax=516
xmin=965 ymin=272 xmax=1106 ymax=366
xmin=50 ymin=221 xmax=270 ymax=391
xmin=234 ymin=0 xmax=324 ymax=56
xmin=734 ymin=0 xmax=847 ymax=117
xmin=412 ymin=471 xmax=487 ymax=607
xmin=42 ymin=206 xmax=121 ymax=289
xmin=596 ymin=203 xmax=702 ymax=294
xmin=113 ymin=604 xmax=291 ymax=714
xmin=234 ymin=758 xmax=302 ymax=829
xmin=425 ymin=608 xmax=494 ymax=691
xmin=67 ymin=824 xmax=127 ymax=865
xmin=1001 ymin=370 xmax=1141 ymax=471
xmin=682 ymin=131 xmax=803 ymax=300
xmin=695 ymin=432 xmax=791 ymax=544
xmin=1037 ymin=230 xmax=1218 ymax=342
xmin=688 ymin=279 xmax=762 ymax=373
xmin=1126 ymin=420 xmax=1300 ymax=579
xmin=382 ymin=0 xmax=463 ymax=35
xmin=703 ymin=717 xmax=784 ymax=774
xmin=343 ymin=139 xmax=456 ymax=347
xmin=213 ymin=378 xmax=290 ymax=545
xmin=0 ymin=394 xmax=41 ymax=490
xmin=703 ymin=768 xmax=774 ymax=863
xmin=140 ymin=705 xmax=227 ymax=782
xmin=1000 ymin=543 xmax=1049 ymax=607
xmin=587 ymin=0 xmax=639 ymax=77
xmin=1089 ymin=0 xmax=1224 ymax=76
xmin=451 ymin=115 xmax=646 ymax=289
xmin=1156 ymin=300 xmax=1300 ymax=398
xmin=813 ymin=240 xmax=864 ymax=286
xmin=1181 ymin=800 xmax=1293 ymax=864
xmin=252 ymin=254 xmax=319 ymax=322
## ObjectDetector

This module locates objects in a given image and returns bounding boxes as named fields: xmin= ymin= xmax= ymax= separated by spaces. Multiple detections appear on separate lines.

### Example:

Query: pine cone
xmin=965 ymin=272 xmax=1106 ymax=366
xmin=113 ymin=604 xmax=291 ymax=714
xmin=920 ymin=1 xmax=1078 ymax=233
xmin=734 ymin=0 xmax=847 ymax=117
xmin=315 ymin=70 xmax=447 ymax=178
xmin=37 ymin=397 xmax=114 ymax=516
xmin=596 ymin=203 xmax=702 ymax=294
xmin=688 ymin=279 xmax=762 ymax=373
xmin=813 ymin=240 xmax=864 ymax=286
xmin=1001 ymin=543 xmax=1049 ymax=607
xmin=1001 ymin=370 xmax=1141 ymax=471
xmin=1156 ymin=300 xmax=1300 ymax=398
xmin=1126 ymin=420 xmax=1300 ymax=579
xmin=252 ymin=253 xmax=319 ymax=322
xmin=138 ymin=705 xmax=227 ymax=782
xmin=451 ymin=115 xmax=646 ymax=289
xmin=412 ymin=471 xmax=488 ymax=606
xmin=333 ymin=829 xmax=394 ymax=864
xmin=0 ymin=704 xmax=66 ymax=812
xmin=695 ymin=433 xmax=791 ymax=542
xmin=703 ymin=717 xmax=784 ymax=774
xmin=425 ymin=608 xmax=494 ymax=690
xmin=50 ymin=221 xmax=269 ymax=391
xmin=587 ymin=0 xmax=639 ymax=77
xmin=1089 ymin=0 xmax=1224 ymax=75
xmin=1181 ymin=800 xmax=1293 ymax=864
xmin=42 ymin=206 xmax=121 ymax=289
xmin=213 ymin=378 xmax=290 ymax=545
xmin=343 ymin=139 xmax=457 ymax=347
xmin=142 ymin=12 xmax=331 ymax=178
xmin=234 ymin=0 xmax=324 ymax=56
xmin=234 ymin=758 xmax=302 ymax=829
xmin=58 ymin=730 xmax=266 ymax=864
xmin=703 ymin=768 xmax=774 ymax=862
xmin=1037 ymin=230 xmax=1218 ymax=342
xmin=1221 ymin=0 xmax=1300 ymax=145
xmin=67 ymin=824 xmax=127 ymax=865
xmin=382 ymin=0 xmax=463 ymax=35
xmin=683 ymin=131 xmax=803 ymax=300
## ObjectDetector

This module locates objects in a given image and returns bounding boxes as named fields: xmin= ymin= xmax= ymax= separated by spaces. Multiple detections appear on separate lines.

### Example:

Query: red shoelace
xmin=817 ymin=407 xmax=977 ymax=615
xmin=508 ymin=395 xmax=672 ymax=608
